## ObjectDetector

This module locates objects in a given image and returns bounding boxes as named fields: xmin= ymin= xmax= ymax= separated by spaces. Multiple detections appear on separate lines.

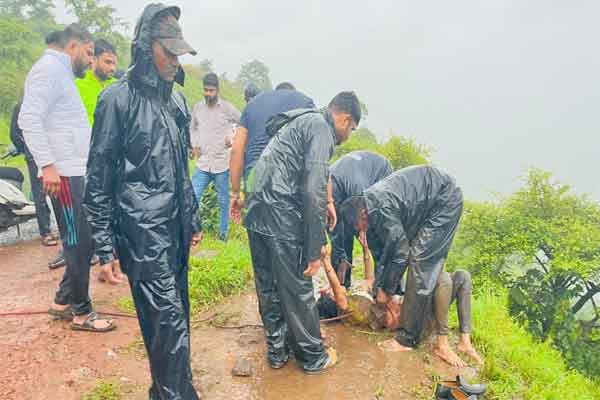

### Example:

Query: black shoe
xmin=268 ymin=355 xmax=289 ymax=369
xmin=218 ymin=233 xmax=228 ymax=242
xmin=48 ymin=254 xmax=66 ymax=270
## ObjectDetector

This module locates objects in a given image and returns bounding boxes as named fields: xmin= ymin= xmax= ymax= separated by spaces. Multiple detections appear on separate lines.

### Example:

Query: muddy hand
xmin=303 ymin=259 xmax=322 ymax=277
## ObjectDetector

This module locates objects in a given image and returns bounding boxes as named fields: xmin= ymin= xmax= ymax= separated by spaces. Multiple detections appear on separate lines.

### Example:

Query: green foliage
xmin=187 ymin=231 xmax=252 ymax=312
xmin=449 ymin=168 xmax=600 ymax=378
xmin=333 ymin=127 xmax=430 ymax=170
xmin=0 ymin=16 xmax=44 ymax=115
xmin=471 ymin=289 xmax=600 ymax=400
xmin=64 ymin=0 xmax=130 ymax=69
xmin=236 ymin=59 xmax=273 ymax=91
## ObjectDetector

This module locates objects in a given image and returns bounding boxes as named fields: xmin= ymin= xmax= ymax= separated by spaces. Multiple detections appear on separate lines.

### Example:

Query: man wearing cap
xmin=83 ymin=4 xmax=202 ymax=398
xmin=190 ymin=73 xmax=240 ymax=241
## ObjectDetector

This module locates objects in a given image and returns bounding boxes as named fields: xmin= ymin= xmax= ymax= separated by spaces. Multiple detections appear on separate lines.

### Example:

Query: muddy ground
xmin=0 ymin=240 xmax=479 ymax=399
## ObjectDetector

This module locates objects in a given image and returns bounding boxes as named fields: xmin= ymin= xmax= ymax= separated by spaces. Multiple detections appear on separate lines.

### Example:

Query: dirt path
xmin=1 ymin=240 xmax=479 ymax=399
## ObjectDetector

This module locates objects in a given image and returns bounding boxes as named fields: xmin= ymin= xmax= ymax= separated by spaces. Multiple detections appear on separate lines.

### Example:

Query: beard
xmin=205 ymin=95 xmax=218 ymax=104
xmin=94 ymin=67 xmax=109 ymax=82
xmin=73 ymin=59 xmax=88 ymax=79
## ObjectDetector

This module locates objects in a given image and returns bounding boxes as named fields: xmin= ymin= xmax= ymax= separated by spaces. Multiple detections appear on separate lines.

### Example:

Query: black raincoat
xmin=329 ymin=151 xmax=392 ymax=287
xmin=83 ymin=4 xmax=200 ymax=399
xmin=243 ymin=108 xmax=336 ymax=372
xmin=361 ymin=165 xmax=463 ymax=347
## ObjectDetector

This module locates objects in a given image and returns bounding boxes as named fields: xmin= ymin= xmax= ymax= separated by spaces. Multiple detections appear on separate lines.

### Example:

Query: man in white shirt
xmin=190 ymin=73 xmax=241 ymax=241
xmin=19 ymin=24 xmax=115 ymax=332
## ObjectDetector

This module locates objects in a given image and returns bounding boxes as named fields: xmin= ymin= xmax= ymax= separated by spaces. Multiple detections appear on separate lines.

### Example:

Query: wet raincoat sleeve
xmin=302 ymin=119 xmax=334 ymax=263
xmin=374 ymin=209 xmax=410 ymax=294
xmin=83 ymin=90 xmax=123 ymax=266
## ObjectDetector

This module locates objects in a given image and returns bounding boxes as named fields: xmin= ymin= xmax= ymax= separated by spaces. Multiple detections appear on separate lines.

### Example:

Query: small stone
xmin=120 ymin=377 xmax=130 ymax=383
xmin=107 ymin=350 xmax=117 ymax=359
xmin=237 ymin=333 xmax=259 ymax=346
xmin=231 ymin=357 xmax=254 ymax=377
xmin=79 ymin=367 xmax=92 ymax=377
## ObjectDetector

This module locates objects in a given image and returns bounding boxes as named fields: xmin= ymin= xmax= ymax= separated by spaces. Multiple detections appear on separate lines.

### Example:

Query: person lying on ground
xmin=244 ymin=91 xmax=361 ymax=374
xmin=340 ymin=165 xmax=463 ymax=352
xmin=328 ymin=151 xmax=392 ymax=289
xmin=373 ymin=269 xmax=483 ymax=366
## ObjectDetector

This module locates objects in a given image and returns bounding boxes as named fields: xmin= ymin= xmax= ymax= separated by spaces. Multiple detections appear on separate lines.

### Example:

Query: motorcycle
xmin=0 ymin=145 xmax=37 ymax=234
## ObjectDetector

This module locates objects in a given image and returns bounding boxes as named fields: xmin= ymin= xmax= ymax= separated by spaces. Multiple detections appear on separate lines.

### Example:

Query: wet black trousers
xmin=395 ymin=186 xmax=464 ymax=348
xmin=129 ymin=266 xmax=200 ymax=400
xmin=247 ymin=230 xmax=328 ymax=373
xmin=52 ymin=176 xmax=94 ymax=315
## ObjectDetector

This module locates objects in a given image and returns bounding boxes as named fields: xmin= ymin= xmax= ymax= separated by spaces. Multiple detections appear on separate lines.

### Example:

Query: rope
xmin=0 ymin=309 xmax=137 ymax=318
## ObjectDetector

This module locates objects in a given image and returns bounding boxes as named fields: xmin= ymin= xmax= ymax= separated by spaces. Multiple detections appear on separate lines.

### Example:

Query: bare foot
xmin=434 ymin=345 xmax=467 ymax=368
xmin=457 ymin=343 xmax=483 ymax=365
xmin=378 ymin=338 xmax=413 ymax=352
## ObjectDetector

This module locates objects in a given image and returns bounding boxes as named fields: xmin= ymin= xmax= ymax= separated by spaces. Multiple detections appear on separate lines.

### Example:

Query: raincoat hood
xmin=128 ymin=3 xmax=186 ymax=98
xmin=266 ymin=108 xmax=337 ymax=143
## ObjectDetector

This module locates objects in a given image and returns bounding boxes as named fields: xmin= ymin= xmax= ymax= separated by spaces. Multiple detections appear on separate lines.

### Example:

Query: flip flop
xmin=71 ymin=312 xmax=116 ymax=333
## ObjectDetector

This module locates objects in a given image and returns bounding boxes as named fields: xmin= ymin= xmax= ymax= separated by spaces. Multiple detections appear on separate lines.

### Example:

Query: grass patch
xmin=469 ymin=289 xmax=600 ymax=400
xmin=188 ymin=227 xmax=252 ymax=312
xmin=81 ymin=380 xmax=122 ymax=400
xmin=116 ymin=296 xmax=135 ymax=314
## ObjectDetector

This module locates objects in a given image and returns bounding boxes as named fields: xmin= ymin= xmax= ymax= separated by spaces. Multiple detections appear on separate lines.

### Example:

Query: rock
xmin=107 ymin=350 xmax=117 ymax=359
xmin=237 ymin=333 xmax=259 ymax=347
xmin=231 ymin=357 xmax=254 ymax=377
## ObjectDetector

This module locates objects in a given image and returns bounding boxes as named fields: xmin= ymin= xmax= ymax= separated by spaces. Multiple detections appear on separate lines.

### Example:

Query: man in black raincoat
xmin=329 ymin=150 xmax=393 ymax=289
xmin=340 ymin=165 xmax=463 ymax=351
xmin=244 ymin=91 xmax=361 ymax=374
xmin=83 ymin=4 xmax=202 ymax=399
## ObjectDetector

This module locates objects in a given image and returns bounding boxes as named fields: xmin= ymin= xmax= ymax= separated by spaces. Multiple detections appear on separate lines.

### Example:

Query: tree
xmin=64 ymin=0 xmax=130 ymax=69
xmin=0 ymin=17 xmax=43 ymax=114
xmin=236 ymin=60 xmax=272 ymax=91
xmin=448 ymin=168 xmax=600 ymax=377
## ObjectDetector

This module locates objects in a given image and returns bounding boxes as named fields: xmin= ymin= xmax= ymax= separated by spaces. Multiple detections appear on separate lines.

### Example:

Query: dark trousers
xmin=329 ymin=226 xmax=354 ymax=289
xmin=129 ymin=266 xmax=199 ymax=400
xmin=433 ymin=270 xmax=473 ymax=335
xmin=52 ymin=176 xmax=94 ymax=315
xmin=26 ymin=158 xmax=51 ymax=237
xmin=396 ymin=186 xmax=464 ymax=348
xmin=248 ymin=230 xmax=328 ymax=373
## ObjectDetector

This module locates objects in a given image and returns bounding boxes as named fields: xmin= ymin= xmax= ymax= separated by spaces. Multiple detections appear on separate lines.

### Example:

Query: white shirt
xmin=18 ymin=49 xmax=91 ymax=177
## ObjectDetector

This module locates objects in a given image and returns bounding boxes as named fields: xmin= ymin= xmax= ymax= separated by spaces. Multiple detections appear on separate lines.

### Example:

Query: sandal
xmin=41 ymin=235 xmax=59 ymax=247
xmin=48 ymin=306 xmax=73 ymax=321
xmin=71 ymin=312 xmax=116 ymax=333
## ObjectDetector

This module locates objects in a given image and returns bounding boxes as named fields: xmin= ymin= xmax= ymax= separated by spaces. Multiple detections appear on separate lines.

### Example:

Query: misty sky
xmin=56 ymin=1 xmax=600 ymax=200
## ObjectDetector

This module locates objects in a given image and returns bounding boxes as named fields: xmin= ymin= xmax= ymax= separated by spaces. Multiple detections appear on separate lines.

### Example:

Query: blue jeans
xmin=192 ymin=169 xmax=230 ymax=236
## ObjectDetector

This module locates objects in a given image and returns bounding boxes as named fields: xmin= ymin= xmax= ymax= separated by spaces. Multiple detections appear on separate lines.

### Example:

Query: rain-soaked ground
xmin=188 ymin=293 xmax=478 ymax=400
xmin=1 ymin=239 xmax=479 ymax=399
